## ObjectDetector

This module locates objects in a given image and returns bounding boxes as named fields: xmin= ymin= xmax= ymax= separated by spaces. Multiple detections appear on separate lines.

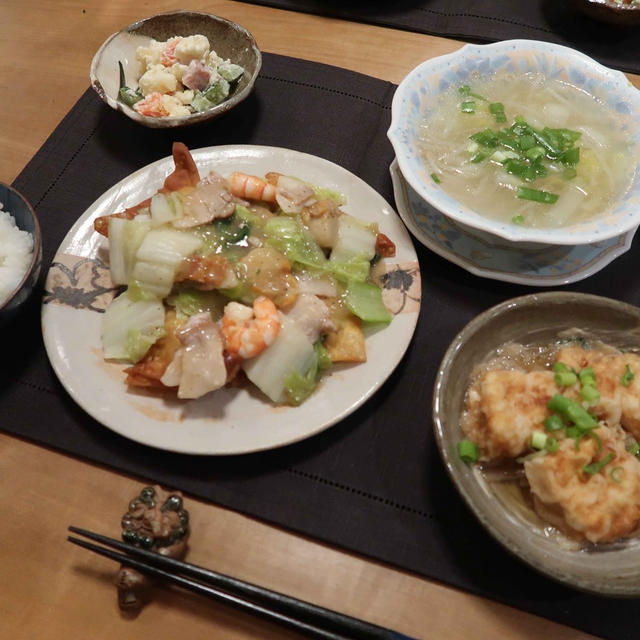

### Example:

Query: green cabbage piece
xmin=125 ymin=327 xmax=165 ymax=363
xmin=283 ymin=341 xmax=332 ymax=406
xmin=344 ymin=280 xmax=392 ymax=324
xmin=167 ymin=287 xmax=225 ymax=319
xmin=311 ymin=185 xmax=346 ymax=205
xmin=264 ymin=217 xmax=326 ymax=267
xmin=263 ymin=217 xmax=371 ymax=283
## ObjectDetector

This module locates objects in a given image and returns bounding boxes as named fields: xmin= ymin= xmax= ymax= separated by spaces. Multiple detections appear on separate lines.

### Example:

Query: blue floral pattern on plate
xmin=390 ymin=160 xmax=636 ymax=286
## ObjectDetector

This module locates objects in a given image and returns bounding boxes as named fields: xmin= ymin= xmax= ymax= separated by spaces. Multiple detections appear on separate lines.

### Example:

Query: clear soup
xmin=418 ymin=73 xmax=636 ymax=228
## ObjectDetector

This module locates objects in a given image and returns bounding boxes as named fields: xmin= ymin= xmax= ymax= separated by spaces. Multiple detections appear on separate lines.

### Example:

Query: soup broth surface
xmin=418 ymin=73 xmax=636 ymax=228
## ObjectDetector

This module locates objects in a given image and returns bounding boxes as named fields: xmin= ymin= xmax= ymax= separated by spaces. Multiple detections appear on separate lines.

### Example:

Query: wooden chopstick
xmin=68 ymin=527 xmax=413 ymax=640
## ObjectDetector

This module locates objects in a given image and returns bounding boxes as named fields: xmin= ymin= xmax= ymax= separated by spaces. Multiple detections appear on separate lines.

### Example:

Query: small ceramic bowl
xmin=569 ymin=0 xmax=640 ymax=26
xmin=0 ymin=183 xmax=42 ymax=325
xmin=433 ymin=291 xmax=640 ymax=595
xmin=388 ymin=40 xmax=640 ymax=245
xmin=90 ymin=11 xmax=261 ymax=128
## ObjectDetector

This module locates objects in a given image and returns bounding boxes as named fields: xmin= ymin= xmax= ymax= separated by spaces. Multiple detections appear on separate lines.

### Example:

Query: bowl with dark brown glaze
xmin=570 ymin=0 xmax=640 ymax=26
xmin=90 ymin=11 xmax=261 ymax=128
xmin=433 ymin=291 xmax=640 ymax=595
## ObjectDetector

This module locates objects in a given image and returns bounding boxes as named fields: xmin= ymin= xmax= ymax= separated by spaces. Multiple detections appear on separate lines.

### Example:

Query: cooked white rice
xmin=0 ymin=204 xmax=34 ymax=305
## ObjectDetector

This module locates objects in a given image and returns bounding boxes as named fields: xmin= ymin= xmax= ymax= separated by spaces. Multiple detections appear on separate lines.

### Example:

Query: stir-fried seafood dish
xmin=461 ymin=341 xmax=640 ymax=544
xmin=118 ymin=34 xmax=245 ymax=117
xmin=96 ymin=142 xmax=395 ymax=406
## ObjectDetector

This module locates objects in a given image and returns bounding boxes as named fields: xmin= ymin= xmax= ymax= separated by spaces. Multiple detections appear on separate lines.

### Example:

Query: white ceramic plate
xmin=42 ymin=146 xmax=421 ymax=455
xmin=391 ymin=159 xmax=636 ymax=286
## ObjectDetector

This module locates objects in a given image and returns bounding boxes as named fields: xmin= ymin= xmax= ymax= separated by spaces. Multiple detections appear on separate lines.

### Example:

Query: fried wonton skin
xmin=125 ymin=309 xmax=185 ymax=388
xmin=325 ymin=316 xmax=366 ymax=363
xmin=94 ymin=142 xmax=201 ymax=237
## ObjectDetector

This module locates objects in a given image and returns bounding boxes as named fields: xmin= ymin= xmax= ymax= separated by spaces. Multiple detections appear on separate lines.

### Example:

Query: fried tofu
xmin=525 ymin=427 xmax=640 ymax=543
xmin=463 ymin=369 xmax=557 ymax=460
xmin=556 ymin=346 xmax=640 ymax=439
xmin=325 ymin=316 xmax=366 ymax=363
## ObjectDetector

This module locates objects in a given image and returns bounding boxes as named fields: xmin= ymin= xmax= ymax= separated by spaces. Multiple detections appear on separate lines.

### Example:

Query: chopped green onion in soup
xmin=418 ymin=73 xmax=635 ymax=228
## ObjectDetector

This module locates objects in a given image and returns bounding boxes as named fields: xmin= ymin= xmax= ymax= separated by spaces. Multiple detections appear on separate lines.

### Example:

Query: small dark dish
xmin=0 ymin=183 xmax=42 ymax=325
xmin=90 ymin=11 xmax=261 ymax=128
xmin=569 ymin=0 xmax=640 ymax=26
xmin=433 ymin=292 xmax=640 ymax=595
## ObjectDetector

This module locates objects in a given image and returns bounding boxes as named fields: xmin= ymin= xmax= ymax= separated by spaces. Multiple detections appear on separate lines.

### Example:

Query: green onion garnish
xmin=458 ymin=85 xmax=487 ymax=101
xmin=566 ymin=426 xmax=580 ymax=440
xmin=560 ymin=147 xmax=580 ymax=166
xmin=532 ymin=129 xmax=562 ymax=158
xmin=622 ymin=364 xmax=635 ymax=387
xmin=583 ymin=452 xmax=615 ymax=475
xmin=579 ymin=366 xmax=596 ymax=385
xmin=489 ymin=102 xmax=507 ymax=123
xmin=531 ymin=431 xmax=548 ymax=450
xmin=588 ymin=430 xmax=603 ymax=453
xmin=524 ymin=146 xmax=546 ymax=161
xmin=471 ymin=152 xmax=488 ymax=164
xmin=458 ymin=440 xmax=479 ymax=463
xmin=555 ymin=371 xmax=578 ymax=387
xmin=430 ymin=172 xmax=441 ymax=184
xmin=517 ymin=187 xmax=559 ymax=204
xmin=465 ymin=115 xmax=582 ymax=204
xmin=460 ymin=100 xmax=476 ymax=114
xmin=580 ymin=384 xmax=600 ymax=405
xmin=544 ymin=414 xmax=564 ymax=432
xmin=545 ymin=437 xmax=559 ymax=453
xmin=610 ymin=466 xmax=624 ymax=483
xmin=511 ymin=215 xmax=525 ymax=225
xmin=547 ymin=394 xmax=598 ymax=431
xmin=517 ymin=134 xmax=536 ymax=151
xmin=470 ymin=129 xmax=499 ymax=147
xmin=627 ymin=441 xmax=640 ymax=456
xmin=553 ymin=362 xmax=570 ymax=373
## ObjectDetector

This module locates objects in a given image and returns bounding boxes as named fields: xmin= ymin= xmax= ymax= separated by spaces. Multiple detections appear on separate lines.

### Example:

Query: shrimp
xmin=229 ymin=172 xmax=277 ymax=202
xmin=161 ymin=38 xmax=181 ymax=67
xmin=221 ymin=296 xmax=280 ymax=359
xmin=134 ymin=92 xmax=169 ymax=118
xmin=94 ymin=142 xmax=200 ymax=237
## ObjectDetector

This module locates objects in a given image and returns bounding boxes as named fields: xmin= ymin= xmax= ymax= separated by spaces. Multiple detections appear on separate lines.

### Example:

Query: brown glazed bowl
xmin=90 ymin=11 xmax=261 ymax=128
xmin=433 ymin=291 xmax=640 ymax=595
xmin=569 ymin=0 xmax=640 ymax=26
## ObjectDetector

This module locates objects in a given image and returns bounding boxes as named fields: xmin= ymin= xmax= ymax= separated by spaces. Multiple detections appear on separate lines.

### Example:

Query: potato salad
xmin=95 ymin=143 xmax=396 ymax=406
xmin=118 ymin=35 xmax=245 ymax=117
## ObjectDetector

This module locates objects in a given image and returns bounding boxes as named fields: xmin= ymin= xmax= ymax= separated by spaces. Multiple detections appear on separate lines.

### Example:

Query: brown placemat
xmin=4 ymin=53 xmax=640 ymax=640
xmin=233 ymin=0 xmax=640 ymax=76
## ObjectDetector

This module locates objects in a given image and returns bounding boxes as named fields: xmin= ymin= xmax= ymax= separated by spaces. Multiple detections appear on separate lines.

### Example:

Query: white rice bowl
xmin=0 ymin=207 xmax=34 ymax=305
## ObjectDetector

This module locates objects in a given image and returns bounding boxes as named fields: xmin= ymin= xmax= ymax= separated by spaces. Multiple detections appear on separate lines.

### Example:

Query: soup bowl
xmin=388 ymin=40 xmax=640 ymax=245
xmin=433 ymin=292 xmax=640 ymax=594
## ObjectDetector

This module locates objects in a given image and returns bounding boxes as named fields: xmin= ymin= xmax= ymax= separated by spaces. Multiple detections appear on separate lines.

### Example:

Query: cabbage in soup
xmin=418 ymin=73 xmax=635 ymax=228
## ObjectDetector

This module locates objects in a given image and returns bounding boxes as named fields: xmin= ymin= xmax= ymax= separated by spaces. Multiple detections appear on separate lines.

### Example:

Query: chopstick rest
xmin=68 ymin=526 xmax=415 ymax=640
xmin=115 ymin=485 xmax=190 ymax=612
